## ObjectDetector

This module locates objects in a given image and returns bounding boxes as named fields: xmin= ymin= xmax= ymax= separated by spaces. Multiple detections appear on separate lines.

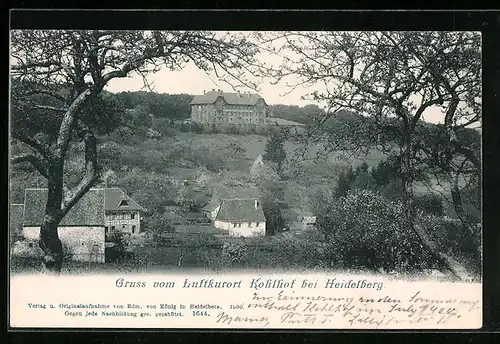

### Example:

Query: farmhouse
xmin=22 ymin=188 xmax=106 ymax=263
xmin=202 ymin=185 xmax=266 ymax=237
xmin=190 ymin=89 xmax=305 ymax=133
xmin=104 ymin=187 xmax=145 ymax=236
xmin=299 ymin=216 xmax=317 ymax=230
xmin=214 ymin=199 xmax=266 ymax=237
xmin=202 ymin=185 xmax=261 ymax=220
xmin=14 ymin=187 xmax=145 ymax=263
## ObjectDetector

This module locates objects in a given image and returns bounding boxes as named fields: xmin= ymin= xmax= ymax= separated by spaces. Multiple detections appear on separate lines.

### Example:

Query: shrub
xmin=251 ymin=233 xmax=325 ymax=270
xmin=152 ymin=118 xmax=177 ymax=137
xmin=143 ymin=213 xmax=176 ymax=244
xmin=62 ymin=244 xmax=74 ymax=263
xmin=414 ymin=193 xmax=444 ymax=216
xmin=221 ymin=242 xmax=248 ymax=266
xmin=317 ymin=189 xmax=436 ymax=273
xmin=418 ymin=214 xmax=481 ymax=276
xmin=191 ymin=122 xmax=204 ymax=134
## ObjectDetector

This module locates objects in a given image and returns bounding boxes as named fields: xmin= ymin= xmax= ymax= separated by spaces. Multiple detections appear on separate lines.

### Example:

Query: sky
xmin=105 ymin=62 xmax=451 ymax=125
xmin=104 ymin=31 xmax=479 ymax=127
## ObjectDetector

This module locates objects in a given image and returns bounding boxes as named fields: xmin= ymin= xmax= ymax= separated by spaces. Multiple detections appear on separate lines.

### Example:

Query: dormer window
xmin=119 ymin=200 xmax=129 ymax=207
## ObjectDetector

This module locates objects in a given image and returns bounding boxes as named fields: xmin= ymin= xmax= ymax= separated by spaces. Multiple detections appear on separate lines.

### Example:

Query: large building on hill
xmin=202 ymin=185 xmax=266 ymax=237
xmin=189 ymin=89 xmax=305 ymax=134
xmin=190 ymin=89 xmax=268 ymax=127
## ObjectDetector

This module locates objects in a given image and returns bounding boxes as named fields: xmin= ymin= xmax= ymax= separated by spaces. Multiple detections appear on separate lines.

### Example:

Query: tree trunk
xmin=400 ymin=137 xmax=463 ymax=280
xmin=400 ymin=138 xmax=416 ymax=232
xmin=449 ymin=172 xmax=478 ymax=233
xmin=449 ymin=172 xmax=481 ymax=260
xmin=39 ymin=215 xmax=63 ymax=274
xmin=39 ymin=176 xmax=64 ymax=274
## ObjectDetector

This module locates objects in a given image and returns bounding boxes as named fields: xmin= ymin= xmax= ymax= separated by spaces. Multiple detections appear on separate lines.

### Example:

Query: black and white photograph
xmin=9 ymin=29 xmax=482 ymax=285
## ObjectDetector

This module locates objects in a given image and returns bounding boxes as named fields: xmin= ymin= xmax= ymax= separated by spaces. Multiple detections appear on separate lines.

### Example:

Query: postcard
xmin=9 ymin=29 xmax=482 ymax=329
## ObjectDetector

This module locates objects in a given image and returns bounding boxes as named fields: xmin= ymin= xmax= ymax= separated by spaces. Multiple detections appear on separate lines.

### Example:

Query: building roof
xmin=104 ymin=187 xmax=145 ymax=212
xmin=203 ymin=185 xmax=261 ymax=212
xmin=265 ymin=117 xmax=306 ymax=127
xmin=215 ymin=199 xmax=266 ymax=222
xmin=23 ymin=189 xmax=105 ymax=226
xmin=301 ymin=216 xmax=317 ymax=224
xmin=190 ymin=90 xmax=266 ymax=106
xmin=22 ymin=187 xmax=144 ymax=227
xmin=10 ymin=204 xmax=24 ymax=233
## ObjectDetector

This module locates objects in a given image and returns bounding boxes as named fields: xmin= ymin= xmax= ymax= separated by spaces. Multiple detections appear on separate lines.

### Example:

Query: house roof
xmin=265 ymin=117 xmax=305 ymax=127
xmin=301 ymin=216 xmax=317 ymax=224
xmin=22 ymin=187 xmax=144 ymax=227
xmin=10 ymin=204 xmax=24 ymax=233
xmin=190 ymin=90 xmax=266 ymax=106
xmin=23 ymin=189 xmax=105 ymax=226
xmin=104 ymin=187 xmax=145 ymax=212
xmin=215 ymin=199 xmax=266 ymax=222
xmin=203 ymin=186 xmax=261 ymax=212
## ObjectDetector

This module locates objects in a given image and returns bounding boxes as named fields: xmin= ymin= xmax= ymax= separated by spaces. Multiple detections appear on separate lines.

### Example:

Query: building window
xmin=111 ymin=226 xmax=115 ymax=231
xmin=248 ymin=222 xmax=252 ymax=227
xmin=256 ymin=222 xmax=259 ymax=227
xmin=233 ymin=223 xmax=236 ymax=227
xmin=122 ymin=225 xmax=126 ymax=229
xmin=82 ymin=242 xmax=85 ymax=246
xmin=105 ymin=226 xmax=108 ymax=234
xmin=131 ymin=214 xmax=135 ymax=220
xmin=28 ymin=243 xmax=33 ymax=248
xmin=238 ymin=223 xmax=241 ymax=228
xmin=132 ymin=225 xmax=136 ymax=234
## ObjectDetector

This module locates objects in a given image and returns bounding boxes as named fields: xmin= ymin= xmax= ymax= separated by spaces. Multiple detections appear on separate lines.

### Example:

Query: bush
xmin=143 ymin=213 xmax=176 ymax=243
xmin=414 ymin=193 xmax=444 ymax=216
xmin=250 ymin=233 xmax=325 ymax=270
xmin=152 ymin=118 xmax=177 ymax=138
xmin=221 ymin=242 xmax=248 ymax=266
xmin=317 ymin=189 xmax=436 ymax=273
xmin=418 ymin=214 xmax=481 ymax=276
xmin=191 ymin=122 xmax=204 ymax=134
xmin=228 ymin=126 xmax=240 ymax=135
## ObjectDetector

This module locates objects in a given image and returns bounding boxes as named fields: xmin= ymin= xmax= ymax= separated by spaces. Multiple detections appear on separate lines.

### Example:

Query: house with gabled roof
xmin=214 ymin=199 xmax=266 ymax=237
xmin=202 ymin=185 xmax=266 ymax=237
xmin=104 ymin=187 xmax=145 ymax=236
xmin=17 ymin=187 xmax=145 ymax=263
xmin=202 ymin=185 xmax=260 ymax=220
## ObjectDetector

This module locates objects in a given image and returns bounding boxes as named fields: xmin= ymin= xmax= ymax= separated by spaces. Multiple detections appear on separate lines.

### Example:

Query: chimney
xmin=204 ymin=90 xmax=206 ymax=94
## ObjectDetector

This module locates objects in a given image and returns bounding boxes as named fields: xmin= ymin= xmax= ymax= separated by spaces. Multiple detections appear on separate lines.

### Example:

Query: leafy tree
xmin=414 ymin=194 xmax=444 ymax=217
xmin=263 ymin=131 xmax=287 ymax=178
xmin=261 ymin=200 xmax=285 ymax=236
xmin=316 ymin=189 xmax=445 ymax=273
xmin=334 ymin=168 xmax=353 ymax=198
xmin=125 ymin=104 xmax=153 ymax=137
xmin=266 ymin=31 xmax=480 ymax=279
xmin=10 ymin=29 xmax=262 ymax=273
xmin=144 ymin=213 xmax=175 ymax=244
xmin=351 ymin=169 xmax=377 ymax=191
